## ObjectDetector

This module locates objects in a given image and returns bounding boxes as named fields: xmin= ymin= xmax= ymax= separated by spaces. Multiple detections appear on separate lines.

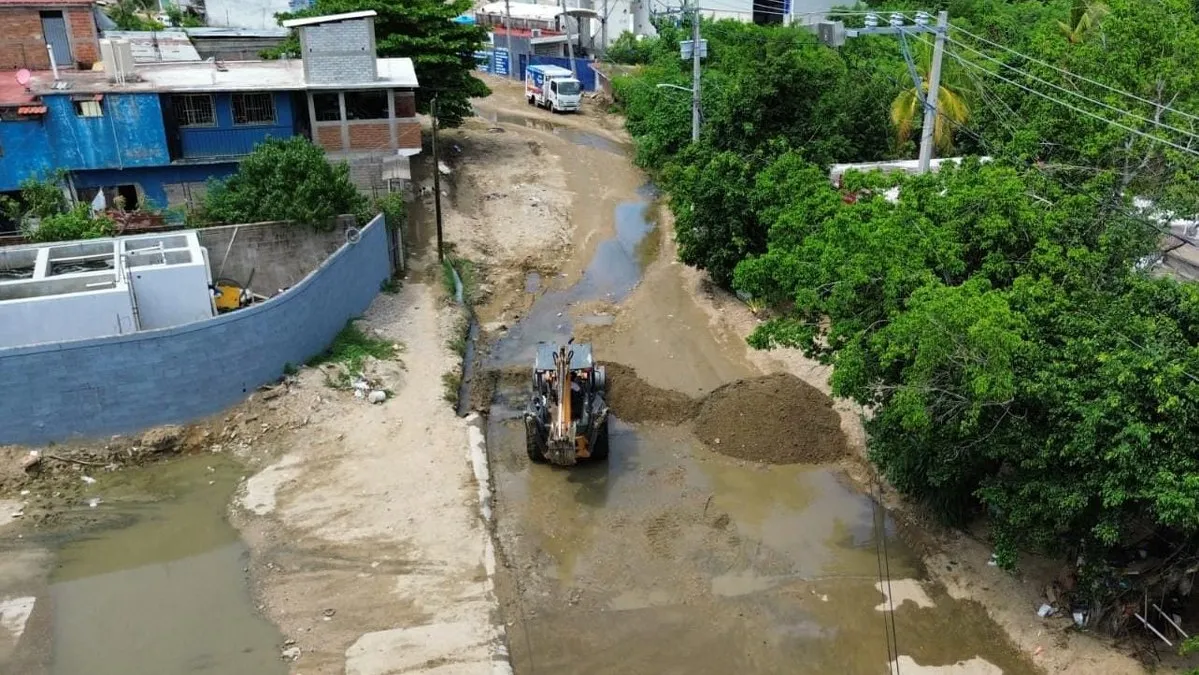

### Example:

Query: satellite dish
xmin=15 ymin=69 xmax=31 ymax=86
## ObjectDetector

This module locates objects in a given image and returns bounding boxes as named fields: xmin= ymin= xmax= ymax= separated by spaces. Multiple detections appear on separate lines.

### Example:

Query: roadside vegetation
xmin=611 ymin=0 xmax=1199 ymax=633
xmin=308 ymin=321 xmax=397 ymax=389
xmin=2 ymin=174 xmax=115 ymax=243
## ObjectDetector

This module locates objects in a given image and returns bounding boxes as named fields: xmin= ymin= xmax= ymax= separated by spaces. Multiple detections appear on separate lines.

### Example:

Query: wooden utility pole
xmin=431 ymin=95 xmax=443 ymax=262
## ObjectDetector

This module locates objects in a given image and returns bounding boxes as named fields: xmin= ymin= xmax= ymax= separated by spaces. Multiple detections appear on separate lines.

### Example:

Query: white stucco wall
xmin=0 ymin=288 xmax=136 ymax=348
xmin=204 ymin=0 xmax=293 ymax=30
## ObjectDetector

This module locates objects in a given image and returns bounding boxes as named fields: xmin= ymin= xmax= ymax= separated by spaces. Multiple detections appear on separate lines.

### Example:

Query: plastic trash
xmin=1037 ymin=604 xmax=1053 ymax=618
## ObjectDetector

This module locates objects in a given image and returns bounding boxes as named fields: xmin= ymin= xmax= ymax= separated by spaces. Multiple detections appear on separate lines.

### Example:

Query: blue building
xmin=0 ymin=11 xmax=421 ymax=227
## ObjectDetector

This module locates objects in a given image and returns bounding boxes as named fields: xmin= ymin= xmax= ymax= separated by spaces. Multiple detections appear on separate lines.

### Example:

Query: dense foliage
xmin=1 ymin=175 xmax=115 ymax=242
xmin=198 ymin=137 xmax=366 ymax=227
xmin=269 ymin=0 xmax=489 ymax=127
xmin=612 ymin=0 xmax=1199 ymax=585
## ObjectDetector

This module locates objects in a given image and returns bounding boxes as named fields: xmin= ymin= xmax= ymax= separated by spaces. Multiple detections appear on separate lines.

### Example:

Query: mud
xmin=694 ymin=374 xmax=849 ymax=465
xmin=602 ymin=362 xmax=698 ymax=424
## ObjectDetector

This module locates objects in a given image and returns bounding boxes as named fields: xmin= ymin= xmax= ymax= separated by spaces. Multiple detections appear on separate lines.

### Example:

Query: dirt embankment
xmin=602 ymin=363 xmax=849 ymax=465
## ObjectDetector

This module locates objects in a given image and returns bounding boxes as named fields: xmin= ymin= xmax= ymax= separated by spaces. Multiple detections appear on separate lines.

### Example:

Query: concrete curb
xmin=465 ymin=412 xmax=514 ymax=675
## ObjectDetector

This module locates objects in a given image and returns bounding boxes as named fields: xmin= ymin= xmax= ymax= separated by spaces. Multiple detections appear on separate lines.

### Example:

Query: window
xmin=312 ymin=93 xmax=341 ymax=122
xmin=76 ymin=184 xmax=140 ymax=211
xmin=232 ymin=93 xmax=275 ymax=125
xmin=557 ymin=81 xmax=580 ymax=96
xmin=74 ymin=100 xmax=103 ymax=117
xmin=344 ymin=91 xmax=388 ymax=120
xmin=172 ymin=94 xmax=215 ymax=127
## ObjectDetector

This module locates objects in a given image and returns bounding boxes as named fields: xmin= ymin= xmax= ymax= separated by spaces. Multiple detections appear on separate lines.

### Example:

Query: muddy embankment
xmin=472 ymin=361 xmax=849 ymax=466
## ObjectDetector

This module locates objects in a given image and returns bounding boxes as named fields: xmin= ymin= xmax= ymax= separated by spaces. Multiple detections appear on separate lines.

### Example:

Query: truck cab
xmin=525 ymin=64 xmax=582 ymax=113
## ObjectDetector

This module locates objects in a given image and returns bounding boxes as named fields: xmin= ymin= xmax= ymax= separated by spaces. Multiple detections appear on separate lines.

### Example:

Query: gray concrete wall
xmin=300 ymin=18 xmax=377 ymax=85
xmin=196 ymin=219 xmax=350 ymax=295
xmin=203 ymin=0 xmax=292 ymax=30
xmin=0 ymin=215 xmax=390 ymax=446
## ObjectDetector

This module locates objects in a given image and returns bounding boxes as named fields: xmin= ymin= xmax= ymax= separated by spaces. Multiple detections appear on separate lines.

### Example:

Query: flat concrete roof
xmin=281 ymin=10 xmax=377 ymax=28
xmin=102 ymin=30 xmax=202 ymax=63
xmin=28 ymin=57 xmax=418 ymax=94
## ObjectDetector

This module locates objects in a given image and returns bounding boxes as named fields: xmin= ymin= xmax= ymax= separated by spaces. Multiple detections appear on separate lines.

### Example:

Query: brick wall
xmin=301 ymin=18 xmax=377 ymax=85
xmin=0 ymin=7 xmax=99 ymax=69
xmin=0 ymin=9 xmax=49 ymax=69
xmin=347 ymin=121 xmax=390 ymax=150
xmin=393 ymin=90 xmax=416 ymax=118
xmin=66 ymin=7 xmax=98 ymax=66
xmin=397 ymin=119 xmax=421 ymax=151
xmin=315 ymin=124 xmax=342 ymax=151
xmin=0 ymin=216 xmax=391 ymax=445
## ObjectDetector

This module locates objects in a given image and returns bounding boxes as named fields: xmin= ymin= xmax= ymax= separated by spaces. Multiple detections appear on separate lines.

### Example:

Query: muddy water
xmin=474 ymin=108 xmax=631 ymax=156
xmin=488 ymin=184 xmax=659 ymax=366
xmin=483 ymin=109 xmax=1037 ymax=674
xmin=24 ymin=455 xmax=284 ymax=675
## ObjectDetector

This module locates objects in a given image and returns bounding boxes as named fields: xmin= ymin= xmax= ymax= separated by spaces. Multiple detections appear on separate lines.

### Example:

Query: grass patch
xmin=380 ymin=275 xmax=402 ymax=294
xmin=442 ymin=371 xmax=462 ymax=404
xmin=440 ymin=253 xmax=480 ymax=306
xmin=308 ymin=321 xmax=397 ymax=379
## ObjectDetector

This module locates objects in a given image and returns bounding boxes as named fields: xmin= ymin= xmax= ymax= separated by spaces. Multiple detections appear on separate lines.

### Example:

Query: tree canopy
xmin=270 ymin=0 xmax=489 ymax=127
xmin=610 ymin=0 xmax=1199 ymax=616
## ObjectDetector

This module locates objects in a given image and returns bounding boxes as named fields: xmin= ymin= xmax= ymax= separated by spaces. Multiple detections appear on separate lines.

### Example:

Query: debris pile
xmin=693 ymin=374 xmax=848 ymax=465
xmin=601 ymin=363 xmax=697 ymax=424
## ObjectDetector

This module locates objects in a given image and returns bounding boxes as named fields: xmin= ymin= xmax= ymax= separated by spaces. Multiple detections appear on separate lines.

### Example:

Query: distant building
xmin=203 ymin=0 xmax=309 ymax=30
xmin=0 ymin=0 xmax=102 ymax=70
xmin=0 ymin=11 xmax=421 ymax=220
xmin=184 ymin=27 xmax=290 ymax=61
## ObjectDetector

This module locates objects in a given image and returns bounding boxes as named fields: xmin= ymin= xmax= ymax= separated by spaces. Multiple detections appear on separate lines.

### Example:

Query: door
xmin=40 ymin=11 xmax=72 ymax=66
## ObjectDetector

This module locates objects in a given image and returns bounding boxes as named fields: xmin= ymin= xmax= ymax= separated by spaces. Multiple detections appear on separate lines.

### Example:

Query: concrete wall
xmin=0 ymin=286 xmax=135 ymax=347
xmin=0 ymin=215 xmax=390 ymax=445
xmin=299 ymin=18 xmax=377 ymax=85
xmin=195 ymin=219 xmax=350 ymax=296
xmin=43 ymin=93 xmax=171 ymax=170
xmin=204 ymin=0 xmax=294 ymax=30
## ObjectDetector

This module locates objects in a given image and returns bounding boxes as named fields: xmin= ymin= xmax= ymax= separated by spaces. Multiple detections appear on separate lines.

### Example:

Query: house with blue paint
xmin=0 ymin=10 xmax=420 ymax=227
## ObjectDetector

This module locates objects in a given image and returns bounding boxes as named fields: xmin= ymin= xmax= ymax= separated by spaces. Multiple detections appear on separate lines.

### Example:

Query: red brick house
xmin=0 ymin=0 xmax=100 ymax=70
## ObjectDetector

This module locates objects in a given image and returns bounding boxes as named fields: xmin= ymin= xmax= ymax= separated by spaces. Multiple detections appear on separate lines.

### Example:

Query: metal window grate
xmin=232 ymin=93 xmax=275 ymax=125
xmin=173 ymin=94 xmax=215 ymax=127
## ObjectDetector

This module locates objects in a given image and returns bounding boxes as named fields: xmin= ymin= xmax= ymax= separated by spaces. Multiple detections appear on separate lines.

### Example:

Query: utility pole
xmin=690 ymin=0 xmax=701 ymax=142
xmin=917 ymin=10 xmax=948 ymax=173
xmin=431 ymin=95 xmax=444 ymax=262
xmin=601 ymin=0 xmax=609 ymax=55
xmin=504 ymin=0 xmax=515 ymax=79
xmin=561 ymin=0 xmax=577 ymax=77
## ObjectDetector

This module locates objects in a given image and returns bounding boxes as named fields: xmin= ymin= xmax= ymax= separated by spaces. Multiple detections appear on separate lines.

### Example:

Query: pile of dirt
xmin=601 ymin=362 xmax=698 ymax=424
xmin=693 ymin=374 xmax=847 ymax=465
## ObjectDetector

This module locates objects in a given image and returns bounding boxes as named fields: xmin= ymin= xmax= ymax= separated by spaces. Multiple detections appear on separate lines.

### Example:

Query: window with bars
xmin=173 ymin=94 xmax=215 ymax=127
xmin=232 ymin=93 xmax=275 ymax=125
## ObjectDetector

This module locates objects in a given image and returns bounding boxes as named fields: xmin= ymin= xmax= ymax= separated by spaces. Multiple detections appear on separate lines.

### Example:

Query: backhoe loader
xmin=523 ymin=340 xmax=610 ymax=465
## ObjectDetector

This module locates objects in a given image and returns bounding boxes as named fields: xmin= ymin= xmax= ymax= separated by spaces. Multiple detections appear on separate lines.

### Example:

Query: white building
xmin=0 ymin=232 xmax=215 ymax=349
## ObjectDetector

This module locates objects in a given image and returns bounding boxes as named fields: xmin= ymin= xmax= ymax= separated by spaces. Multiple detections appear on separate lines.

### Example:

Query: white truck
xmin=525 ymin=64 xmax=582 ymax=113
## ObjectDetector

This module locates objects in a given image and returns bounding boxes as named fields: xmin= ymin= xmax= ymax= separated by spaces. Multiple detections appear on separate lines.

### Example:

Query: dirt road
xmin=467 ymin=77 xmax=1143 ymax=675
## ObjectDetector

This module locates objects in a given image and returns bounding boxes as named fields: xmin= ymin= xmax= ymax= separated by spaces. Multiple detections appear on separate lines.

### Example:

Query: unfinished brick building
xmin=0 ymin=0 xmax=101 ymax=70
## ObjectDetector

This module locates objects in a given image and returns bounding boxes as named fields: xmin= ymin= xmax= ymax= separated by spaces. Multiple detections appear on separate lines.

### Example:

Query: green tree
xmin=1058 ymin=0 xmax=1109 ymax=43
xmin=270 ymin=0 xmax=489 ymax=127
xmin=198 ymin=137 xmax=366 ymax=227
xmin=889 ymin=41 xmax=971 ymax=154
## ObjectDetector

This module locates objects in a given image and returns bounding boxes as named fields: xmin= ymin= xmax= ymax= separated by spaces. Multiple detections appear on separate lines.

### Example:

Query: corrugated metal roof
xmin=184 ymin=27 xmax=289 ymax=38
xmin=102 ymin=30 xmax=202 ymax=63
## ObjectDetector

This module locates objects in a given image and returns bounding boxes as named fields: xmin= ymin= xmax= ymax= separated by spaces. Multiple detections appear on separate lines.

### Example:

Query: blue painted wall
xmin=0 ymin=215 xmax=391 ymax=445
xmin=42 ymin=93 xmax=171 ymax=170
xmin=521 ymin=56 xmax=599 ymax=91
xmin=176 ymin=92 xmax=297 ymax=160
xmin=72 ymin=162 xmax=239 ymax=210
xmin=0 ymin=120 xmax=54 ymax=192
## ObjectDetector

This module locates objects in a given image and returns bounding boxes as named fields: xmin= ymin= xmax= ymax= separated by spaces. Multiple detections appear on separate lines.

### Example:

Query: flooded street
xmin=3 ymin=455 xmax=283 ymax=675
xmin=473 ymin=97 xmax=1038 ymax=674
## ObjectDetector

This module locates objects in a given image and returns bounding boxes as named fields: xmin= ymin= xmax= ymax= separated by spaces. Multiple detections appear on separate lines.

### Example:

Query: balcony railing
xmin=176 ymin=125 xmax=293 ymax=160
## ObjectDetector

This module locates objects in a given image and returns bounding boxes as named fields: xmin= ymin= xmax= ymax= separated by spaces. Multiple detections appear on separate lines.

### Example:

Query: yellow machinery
xmin=211 ymin=277 xmax=252 ymax=313
xmin=524 ymin=340 xmax=610 ymax=465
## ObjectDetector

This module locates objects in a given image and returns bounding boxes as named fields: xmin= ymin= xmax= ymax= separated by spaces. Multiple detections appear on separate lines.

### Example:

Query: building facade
xmin=0 ymin=11 xmax=420 ymax=223
xmin=0 ymin=0 xmax=101 ymax=70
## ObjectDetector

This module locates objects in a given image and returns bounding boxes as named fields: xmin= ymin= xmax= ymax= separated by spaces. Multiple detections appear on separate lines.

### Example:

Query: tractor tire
xmin=591 ymin=419 xmax=610 ymax=462
xmin=527 ymin=95 xmax=535 ymax=106
xmin=526 ymin=425 xmax=547 ymax=464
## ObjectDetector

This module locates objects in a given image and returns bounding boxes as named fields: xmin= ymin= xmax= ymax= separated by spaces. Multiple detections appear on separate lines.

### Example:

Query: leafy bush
xmin=23 ymin=205 xmax=115 ymax=243
xmin=606 ymin=32 xmax=656 ymax=64
xmin=197 ymin=137 xmax=367 ymax=228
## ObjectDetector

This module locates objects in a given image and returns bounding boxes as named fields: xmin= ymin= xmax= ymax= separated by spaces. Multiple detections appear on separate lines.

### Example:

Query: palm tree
xmin=1059 ymin=0 xmax=1109 ymax=44
xmin=890 ymin=42 xmax=970 ymax=155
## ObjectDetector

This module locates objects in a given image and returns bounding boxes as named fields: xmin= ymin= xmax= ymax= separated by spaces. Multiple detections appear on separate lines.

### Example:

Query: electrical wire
xmin=947 ymin=22 xmax=1199 ymax=126
xmin=940 ymin=33 xmax=1199 ymax=144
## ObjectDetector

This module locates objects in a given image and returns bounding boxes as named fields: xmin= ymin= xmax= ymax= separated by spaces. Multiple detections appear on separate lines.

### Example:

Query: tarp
xmin=518 ymin=55 xmax=597 ymax=91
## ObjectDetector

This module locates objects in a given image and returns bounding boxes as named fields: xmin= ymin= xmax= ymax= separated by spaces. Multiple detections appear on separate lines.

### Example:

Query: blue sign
xmin=473 ymin=48 xmax=510 ymax=76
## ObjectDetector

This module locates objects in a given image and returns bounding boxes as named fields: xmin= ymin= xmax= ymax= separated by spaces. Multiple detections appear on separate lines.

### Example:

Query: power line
xmin=947 ymin=22 xmax=1199 ymax=127
xmin=940 ymin=33 xmax=1199 ymax=144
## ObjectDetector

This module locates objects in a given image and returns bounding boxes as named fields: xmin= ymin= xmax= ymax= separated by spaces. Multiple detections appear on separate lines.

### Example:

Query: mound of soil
xmin=601 ymin=362 xmax=698 ymax=424
xmin=693 ymin=374 xmax=847 ymax=465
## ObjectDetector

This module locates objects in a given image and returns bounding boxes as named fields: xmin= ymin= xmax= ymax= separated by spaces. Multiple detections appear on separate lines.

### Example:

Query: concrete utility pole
xmin=561 ymin=0 xmax=577 ymax=77
xmin=690 ymin=0 xmax=701 ymax=142
xmin=504 ymin=0 xmax=515 ymax=79
xmin=431 ymin=95 xmax=444 ymax=262
xmin=601 ymin=0 xmax=609 ymax=55
xmin=917 ymin=10 xmax=948 ymax=173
